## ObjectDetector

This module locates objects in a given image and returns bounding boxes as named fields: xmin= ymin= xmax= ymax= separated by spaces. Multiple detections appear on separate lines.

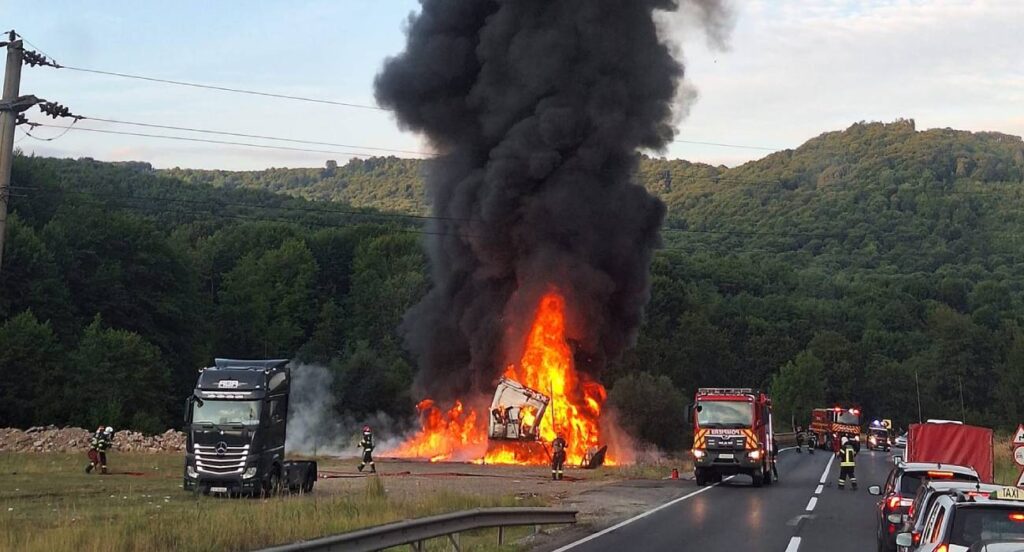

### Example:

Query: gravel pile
xmin=0 ymin=426 xmax=186 ymax=453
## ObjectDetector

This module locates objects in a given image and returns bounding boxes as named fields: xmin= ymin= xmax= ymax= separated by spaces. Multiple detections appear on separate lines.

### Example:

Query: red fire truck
xmin=809 ymin=406 xmax=862 ymax=451
xmin=688 ymin=388 xmax=775 ymax=487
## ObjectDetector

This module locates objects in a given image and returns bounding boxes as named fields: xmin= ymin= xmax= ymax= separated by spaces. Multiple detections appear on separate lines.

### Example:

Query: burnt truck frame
xmin=183 ymin=359 xmax=317 ymax=496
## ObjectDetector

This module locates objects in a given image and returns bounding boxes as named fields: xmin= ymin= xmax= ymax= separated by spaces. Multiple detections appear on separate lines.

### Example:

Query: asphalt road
xmin=545 ymin=445 xmax=896 ymax=552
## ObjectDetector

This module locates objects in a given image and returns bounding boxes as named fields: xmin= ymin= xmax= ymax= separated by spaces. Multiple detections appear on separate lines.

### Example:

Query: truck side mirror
xmin=894 ymin=533 xmax=913 ymax=548
xmin=184 ymin=396 xmax=194 ymax=424
xmin=684 ymin=403 xmax=694 ymax=424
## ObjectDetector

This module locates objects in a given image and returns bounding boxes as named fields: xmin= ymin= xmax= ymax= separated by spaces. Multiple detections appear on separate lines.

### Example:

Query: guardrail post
xmin=447 ymin=532 xmax=461 ymax=551
xmin=498 ymin=526 xmax=504 ymax=545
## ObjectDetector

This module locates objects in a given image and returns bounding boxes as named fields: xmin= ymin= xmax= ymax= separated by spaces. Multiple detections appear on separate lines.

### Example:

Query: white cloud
xmin=662 ymin=0 xmax=1024 ymax=165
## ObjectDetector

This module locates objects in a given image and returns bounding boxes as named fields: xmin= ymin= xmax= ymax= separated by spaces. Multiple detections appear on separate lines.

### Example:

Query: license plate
xmin=210 ymin=486 xmax=228 ymax=493
xmin=719 ymin=453 xmax=734 ymax=459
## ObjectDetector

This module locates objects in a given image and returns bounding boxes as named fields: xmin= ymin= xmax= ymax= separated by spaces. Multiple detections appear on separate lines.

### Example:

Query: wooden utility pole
xmin=0 ymin=32 xmax=25 ymax=272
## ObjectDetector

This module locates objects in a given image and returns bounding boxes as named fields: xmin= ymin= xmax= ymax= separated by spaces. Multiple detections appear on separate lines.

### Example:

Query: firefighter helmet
xmin=104 ymin=426 xmax=113 ymax=435
xmin=362 ymin=425 xmax=372 ymax=433
xmin=841 ymin=436 xmax=849 ymax=446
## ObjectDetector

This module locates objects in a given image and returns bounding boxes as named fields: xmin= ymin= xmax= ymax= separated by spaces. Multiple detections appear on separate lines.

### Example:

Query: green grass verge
xmin=994 ymin=434 xmax=1020 ymax=486
xmin=0 ymin=452 xmax=545 ymax=552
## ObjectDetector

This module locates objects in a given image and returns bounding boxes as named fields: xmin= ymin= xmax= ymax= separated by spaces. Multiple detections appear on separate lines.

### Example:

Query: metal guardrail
xmin=254 ymin=507 xmax=578 ymax=552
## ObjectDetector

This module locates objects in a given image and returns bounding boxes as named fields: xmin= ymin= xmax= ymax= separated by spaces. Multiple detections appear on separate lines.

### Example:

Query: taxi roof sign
xmin=992 ymin=486 xmax=1024 ymax=501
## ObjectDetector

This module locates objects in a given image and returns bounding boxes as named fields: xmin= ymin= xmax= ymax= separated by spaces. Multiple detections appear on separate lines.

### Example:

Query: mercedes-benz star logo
xmin=215 ymin=441 xmax=228 ymax=455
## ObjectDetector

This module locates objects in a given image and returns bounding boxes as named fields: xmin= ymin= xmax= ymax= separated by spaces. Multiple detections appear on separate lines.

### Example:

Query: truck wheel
xmin=262 ymin=467 xmax=281 ymax=498
xmin=751 ymin=469 xmax=763 ymax=487
xmin=301 ymin=471 xmax=315 ymax=493
xmin=695 ymin=468 xmax=707 ymax=486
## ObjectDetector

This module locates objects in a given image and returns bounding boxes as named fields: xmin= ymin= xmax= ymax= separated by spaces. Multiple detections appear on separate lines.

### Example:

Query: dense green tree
xmin=771 ymin=351 xmax=826 ymax=430
xmin=608 ymin=371 xmax=688 ymax=450
xmin=216 ymin=238 xmax=318 ymax=357
xmin=68 ymin=317 xmax=170 ymax=433
xmin=0 ymin=312 xmax=65 ymax=427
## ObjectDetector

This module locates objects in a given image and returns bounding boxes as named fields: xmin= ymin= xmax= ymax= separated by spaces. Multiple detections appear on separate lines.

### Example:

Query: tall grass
xmin=0 ymin=453 xmax=544 ymax=552
xmin=993 ymin=435 xmax=1020 ymax=486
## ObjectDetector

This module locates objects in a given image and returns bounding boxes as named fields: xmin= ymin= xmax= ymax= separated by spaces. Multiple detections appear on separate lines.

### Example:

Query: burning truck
xmin=391 ymin=291 xmax=615 ymax=468
xmin=488 ymin=376 xmax=608 ymax=469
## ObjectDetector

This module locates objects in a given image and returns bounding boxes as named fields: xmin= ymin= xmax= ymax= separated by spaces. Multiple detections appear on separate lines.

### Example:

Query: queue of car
xmin=868 ymin=423 xmax=1024 ymax=552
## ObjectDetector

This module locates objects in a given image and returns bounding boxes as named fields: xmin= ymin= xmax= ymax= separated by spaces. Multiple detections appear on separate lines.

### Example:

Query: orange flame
xmin=388 ymin=290 xmax=615 ymax=466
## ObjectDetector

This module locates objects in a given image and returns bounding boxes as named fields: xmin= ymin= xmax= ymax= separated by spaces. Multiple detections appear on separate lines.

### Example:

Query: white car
xmin=898 ymin=487 xmax=1024 ymax=551
xmin=895 ymin=432 xmax=908 ymax=448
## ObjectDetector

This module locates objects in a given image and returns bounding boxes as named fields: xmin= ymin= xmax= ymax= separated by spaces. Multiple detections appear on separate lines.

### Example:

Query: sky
xmin=3 ymin=0 xmax=1022 ymax=170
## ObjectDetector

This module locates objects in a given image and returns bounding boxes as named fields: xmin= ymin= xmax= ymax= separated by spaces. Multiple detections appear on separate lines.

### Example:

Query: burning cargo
xmin=488 ymin=378 xmax=549 ymax=442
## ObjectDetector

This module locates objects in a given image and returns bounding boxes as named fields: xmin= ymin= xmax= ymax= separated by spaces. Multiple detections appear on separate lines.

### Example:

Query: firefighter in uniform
xmin=551 ymin=434 xmax=567 ymax=480
xmin=357 ymin=425 xmax=376 ymax=473
xmin=85 ymin=426 xmax=113 ymax=474
xmin=837 ymin=436 xmax=857 ymax=490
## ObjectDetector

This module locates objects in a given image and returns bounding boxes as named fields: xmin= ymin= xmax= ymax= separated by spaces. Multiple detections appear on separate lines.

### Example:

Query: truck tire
xmin=751 ymin=469 xmax=763 ymax=487
xmin=301 ymin=471 xmax=315 ymax=493
xmin=262 ymin=466 xmax=281 ymax=498
xmin=695 ymin=468 xmax=707 ymax=486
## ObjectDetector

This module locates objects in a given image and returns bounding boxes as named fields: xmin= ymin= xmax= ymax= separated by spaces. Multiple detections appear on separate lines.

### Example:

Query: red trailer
xmin=905 ymin=422 xmax=994 ymax=483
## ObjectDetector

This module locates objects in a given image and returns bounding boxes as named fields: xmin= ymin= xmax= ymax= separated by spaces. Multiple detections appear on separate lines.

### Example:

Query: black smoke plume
xmin=376 ymin=0 xmax=729 ymax=400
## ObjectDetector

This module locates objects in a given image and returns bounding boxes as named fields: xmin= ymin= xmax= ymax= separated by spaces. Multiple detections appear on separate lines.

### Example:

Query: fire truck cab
xmin=688 ymin=388 xmax=775 ymax=487
xmin=810 ymin=406 xmax=862 ymax=452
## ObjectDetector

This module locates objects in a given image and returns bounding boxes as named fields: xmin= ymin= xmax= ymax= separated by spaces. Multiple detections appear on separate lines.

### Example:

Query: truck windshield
xmin=696 ymin=400 xmax=753 ymax=428
xmin=192 ymin=399 xmax=261 ymax=426
xmin=837 ymin=411 xmax=859 ymax=425
xmin=948 ymin=506 xmax=1024 ymax=546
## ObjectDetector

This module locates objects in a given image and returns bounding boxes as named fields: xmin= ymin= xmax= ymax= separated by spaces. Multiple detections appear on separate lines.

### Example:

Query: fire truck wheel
xmin=751 ymin=469 xmax=763 ymax=487
xmin=695 ymin=468 xmax=707 ymax=486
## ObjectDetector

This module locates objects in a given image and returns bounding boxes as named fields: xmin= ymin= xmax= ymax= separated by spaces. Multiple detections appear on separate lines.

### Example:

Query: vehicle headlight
xmin=187 ymin=465 xmax=198 ymax=479
xmin=242 ymin=467 xmax=258 ymax=479
xmin=748 ymin=450 xmax=762 ymax=460
xmin=692 ymin=449 xmax=706 ymax=459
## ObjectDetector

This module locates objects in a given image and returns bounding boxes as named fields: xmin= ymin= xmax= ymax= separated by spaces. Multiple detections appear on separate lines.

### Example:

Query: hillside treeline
xmin=3 ymin=120 xmax=1023 ymax=450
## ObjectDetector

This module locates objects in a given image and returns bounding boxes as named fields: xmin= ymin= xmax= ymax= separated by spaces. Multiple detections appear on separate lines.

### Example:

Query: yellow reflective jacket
xmin=839 ymin=445 xmax=856 ymax=467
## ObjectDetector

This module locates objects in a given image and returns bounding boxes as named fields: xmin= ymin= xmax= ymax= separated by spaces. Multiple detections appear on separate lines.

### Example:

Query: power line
xmin=57 ymin=65 xmax=387 ymax=112
xmin=83 ymin=116 xmax=435 ymax=157
xmin=9 ymin=185 xmax=475 ymax=224
xmin=28 ymin=122 xmax=399 ymax=159
xmin=14 ymin=32 xmax=797 ymax=152
xmin=672 ymin=139 xmax=779 ymax=151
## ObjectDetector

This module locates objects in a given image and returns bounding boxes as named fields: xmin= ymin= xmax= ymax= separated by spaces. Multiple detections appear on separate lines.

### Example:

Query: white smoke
xmin=286 ymin=364 xmax=405 ymax=457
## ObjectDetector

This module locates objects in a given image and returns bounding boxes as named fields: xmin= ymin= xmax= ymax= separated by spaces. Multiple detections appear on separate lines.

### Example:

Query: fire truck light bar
xmin=697 ymin=388 xmax=755 ymax=396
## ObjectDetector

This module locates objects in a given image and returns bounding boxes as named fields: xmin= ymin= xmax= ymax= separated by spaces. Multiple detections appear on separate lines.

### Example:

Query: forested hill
xmin=3 ymin=120 xmax=1023 ymax=449
xmin=163 ymin=157 xmax=428 ymax=214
